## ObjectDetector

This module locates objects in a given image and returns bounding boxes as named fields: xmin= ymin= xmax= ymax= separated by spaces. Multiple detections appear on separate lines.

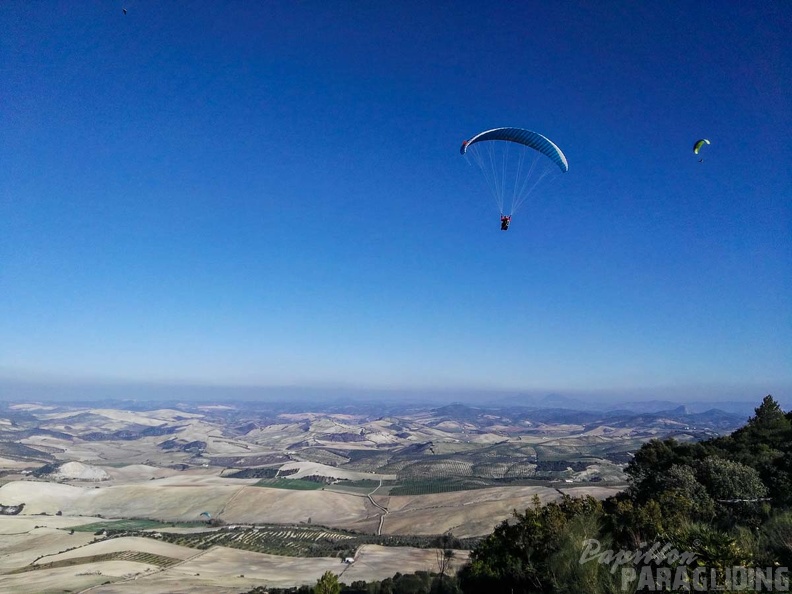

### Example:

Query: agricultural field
xmin=330 ymin=479 xmax=382 ymax=490
xmin=326 ymin=478 xmax=388 ymax=495
xmin=78 ymin=544 xmax=471 ymax=593
xmin=389 ymin=480 xmax=482 ymax=496
xmin=388 ymin=476 xmax=555 ymax=496
xmin=86 ymin=523 xmax=478 ymax=558
xmin=0 ymin=399 xmax=743 ymax=591
xmin=10 ymin=550 xmax=182 ymax=574
xmin=253 ymin=478 xmax=324 ymax=490
xmin=289 ymin=447 xmax=351 ymax=466
xmin=70 ymin=519 xmax=206 ymax=532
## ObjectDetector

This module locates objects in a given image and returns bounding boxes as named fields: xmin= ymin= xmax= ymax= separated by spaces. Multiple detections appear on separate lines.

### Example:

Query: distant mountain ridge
xmin=428 ymin=402 xmax=746 ymax=433
xmin=492 ymin=394 xmax=759 ymax=417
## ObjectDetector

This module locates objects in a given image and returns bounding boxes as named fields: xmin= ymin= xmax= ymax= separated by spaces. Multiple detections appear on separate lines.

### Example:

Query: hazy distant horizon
xmin=1 ymin=371 xmax=787 ymax=412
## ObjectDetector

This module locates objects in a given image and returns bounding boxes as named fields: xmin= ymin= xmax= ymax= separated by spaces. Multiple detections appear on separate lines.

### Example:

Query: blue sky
xmin=1 ymin=1 xmax=790 ymax=401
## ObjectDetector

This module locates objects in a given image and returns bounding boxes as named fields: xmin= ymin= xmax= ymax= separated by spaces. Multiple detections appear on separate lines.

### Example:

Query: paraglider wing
xmin=460 ymin=126 xmax=569 ymax=221
xmin=693 ymin=139 xmax=710 ymax=155
xmin=461 ymin=127 xmax=569 ymax=173
xmin=200 ymin=511 xmax=211 ymax=519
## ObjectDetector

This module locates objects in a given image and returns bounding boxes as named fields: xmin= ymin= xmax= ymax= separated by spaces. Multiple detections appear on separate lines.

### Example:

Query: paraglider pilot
xmin=500 ymin=215 xmax=511 ymax=231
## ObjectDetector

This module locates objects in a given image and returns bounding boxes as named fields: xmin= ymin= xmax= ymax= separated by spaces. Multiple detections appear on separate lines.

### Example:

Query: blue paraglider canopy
xmin=460 ymin=127 xmax=569 ymax=173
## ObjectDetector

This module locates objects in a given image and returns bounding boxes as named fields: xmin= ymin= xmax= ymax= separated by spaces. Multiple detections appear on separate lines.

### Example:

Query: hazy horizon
xmin=1 ymin=371 xmax=787 ymax=412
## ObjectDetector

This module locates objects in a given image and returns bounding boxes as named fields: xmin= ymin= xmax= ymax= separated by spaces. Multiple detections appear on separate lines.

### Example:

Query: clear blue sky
xmin=1 ymin=1 xmax=790 ymax=400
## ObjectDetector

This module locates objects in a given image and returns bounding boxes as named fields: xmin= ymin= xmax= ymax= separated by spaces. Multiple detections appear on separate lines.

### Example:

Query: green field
xmin=254 ymin=478 xmax=324 ymax=490
xmin=69 ymin=519 xmax=204 ymax=532
xmin=389 ymin=479 xmax=486 ymax=496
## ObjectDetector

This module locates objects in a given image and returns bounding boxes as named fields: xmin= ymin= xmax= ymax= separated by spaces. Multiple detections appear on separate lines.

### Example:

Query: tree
xmin=433 ymin=532 xmax=462 ymax=550
xmin=436 ymin=548 xmax=455 ymax=577
xmin=695 ymin=457 xmax=767 ymax=502
xmin=606 ymin=498 xmax=665 ymax=548
xmin=742 ymin=396 xmax=791 ymax=446
xmin=430 ymin=574 xmax=462 ymax=594
xmin=546 ymin=512 xmax=622 ymax=594
xmin=393 ymin=572 xmax=431 ymax=594
xmin=624 ymin=438 xmax=709 ymax=504
xmin=674 ymin=523 xmax=756 ymax=572
xmin=434 ymin=531 xmax=459 ymax=583
xmin=458 ymin=495 xmax=603 ymax=593
xmin=717 ymin=395 xmax=792 ymax=505
xmin=657 ymin=463 xmax=715 ymax=523
xmin=314 ymin=570 xmax=341 ymax=594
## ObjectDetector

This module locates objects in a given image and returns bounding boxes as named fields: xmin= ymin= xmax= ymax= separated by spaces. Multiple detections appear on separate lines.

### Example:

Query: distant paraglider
xmin=200 ymin=511 xmax=211 ymax=520
xmin=694 ymin=138 xmax=710 ymax=162
xmin=460 ymin=127 xmax=568 ymax=230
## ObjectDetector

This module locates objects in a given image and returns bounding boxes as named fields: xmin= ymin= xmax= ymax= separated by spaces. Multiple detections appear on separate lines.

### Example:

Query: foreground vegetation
xmin=459 ymin=396 xmax=792 ymax=593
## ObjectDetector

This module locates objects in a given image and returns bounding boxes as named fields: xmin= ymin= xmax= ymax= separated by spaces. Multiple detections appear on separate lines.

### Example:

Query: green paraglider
xmin=693 ymin=139 xmax=710 ymax=155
